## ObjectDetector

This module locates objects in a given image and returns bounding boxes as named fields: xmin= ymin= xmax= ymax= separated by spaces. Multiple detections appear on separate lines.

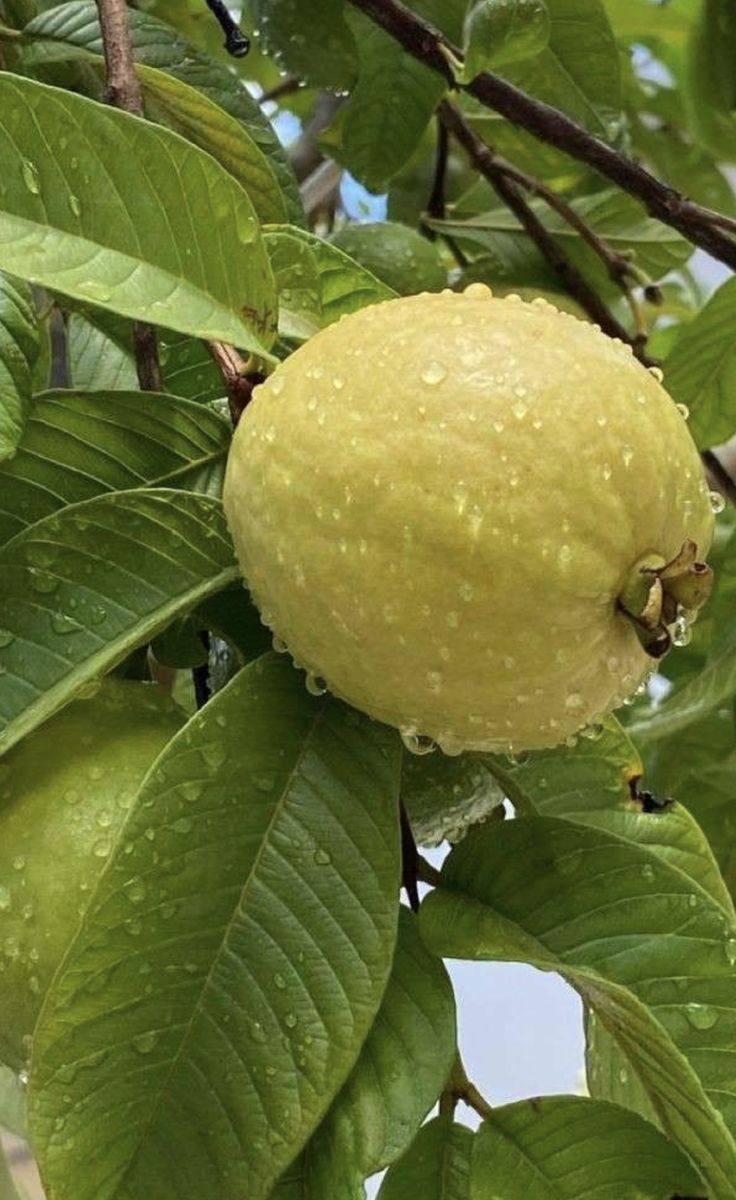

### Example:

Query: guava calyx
xmin=618 ymin=539 xmax=714 ymax=659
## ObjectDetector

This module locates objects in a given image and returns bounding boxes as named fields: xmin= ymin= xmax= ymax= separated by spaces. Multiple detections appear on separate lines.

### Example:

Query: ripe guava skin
xmin=224 ymin=287 xmax=714 ymax=754
xmin=0 ymin=680 xmax=184 ymax=1071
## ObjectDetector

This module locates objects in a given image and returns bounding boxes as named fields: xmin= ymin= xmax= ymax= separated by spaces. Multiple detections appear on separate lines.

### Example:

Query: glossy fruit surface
xmin=0 ymin=680 xmax=184 ymax=1070
xmin=224 ymin=287 xmax=714 ymax=754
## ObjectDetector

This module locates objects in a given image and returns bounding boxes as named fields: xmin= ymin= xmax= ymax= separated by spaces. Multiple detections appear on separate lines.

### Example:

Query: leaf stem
xmin=205 ymin=342 xmax=264 ymax=428
xmin=346 ymin=0 xmax=736 ymax=272
xmin=441 ymin=1054 xmax=494 ymax=1122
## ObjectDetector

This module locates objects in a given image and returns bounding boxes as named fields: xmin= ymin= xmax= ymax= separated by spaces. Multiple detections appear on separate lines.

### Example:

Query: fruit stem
xmin=618 ymin=540 xmax=713 ymax=659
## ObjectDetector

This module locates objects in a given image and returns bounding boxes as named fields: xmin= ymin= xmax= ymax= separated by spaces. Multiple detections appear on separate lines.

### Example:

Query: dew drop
xmin=250 ymin=1022 xmax=267 ymax=1043
xmin=0 ymin=887 xmax=10 ymax=912
xmin=676 ymin=402 xmax=690 ymax=421
xmin=132 ymin=1030 xmax=159 ymax=1055
xmin=641 ymin=863 xmax=655 ymax=882
xmin=50 ymin=611 xmax=82 ymax=636
xmin=671 ymin=615 xmax=692 ymax=647
xmin=709 ymin=490 xmax=726 ymax=515
xmin=284 ymin=1012 xmax=298 ymax=1029
xmin=274 ymin=972 xmax=287 ymax=990
xmin=270 ymin=374 xmax=285 ymax=396
xmin=558 ymin=544 xmax=572 ymax=565
xmin=69 ymin=194 xmax=81 ymax=217
xmin=314 ymin=847 xmax=331 ymax=866
xmin=22 ymin=160 xmax=41 ymax=194
xmin=648 ymin=366 xmax=664 ymax=383
xmin=421 ymin=360 xmax=447 ymax=386
xmin=618 ymin=1067 xmax=628 ymax=1085
xmin=0 ymin=629 xmax=15 ymax=648
xmin=272 ymin=635 xmax=288 ymax=654
xmin=725 ymin=937 xmax=736 ymax=967
xmin=123 ymin=879 xmax=146 ymax=905
xmin=305 ymin=671 xmax=327 ymax=696
xmin=685 ymin=1003 xmax=718 ymax=1030
xmin=29 ymin=569 xmax=59 ymax=595
xmin=400 ymin=728 xmax=437 ymax=756
xmin=12 ymin=855 xmax=25 ymax=872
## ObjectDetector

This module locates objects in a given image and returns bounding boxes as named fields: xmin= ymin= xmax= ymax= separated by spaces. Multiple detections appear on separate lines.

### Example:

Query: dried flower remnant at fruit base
xmin=224 ymin=286 xmax=715 ymax=755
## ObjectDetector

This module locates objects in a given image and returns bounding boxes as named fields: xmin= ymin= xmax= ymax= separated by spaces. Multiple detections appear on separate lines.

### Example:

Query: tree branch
xmin=96 ymin=0 xmax=162 ymax=392
xmin=346 ymin=0 xmax=736 ymax=272
xmin=203 ymin=0 xmax=250 ymax=58
xmin=439 ymin=101 xmax=645 ymax=353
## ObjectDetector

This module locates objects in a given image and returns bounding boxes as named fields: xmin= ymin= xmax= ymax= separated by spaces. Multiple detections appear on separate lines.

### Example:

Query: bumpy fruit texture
xmin=0 ymin=680 xmax=184 ymax=1071
xmin=224 ymin=287 xmax=714 ymax=754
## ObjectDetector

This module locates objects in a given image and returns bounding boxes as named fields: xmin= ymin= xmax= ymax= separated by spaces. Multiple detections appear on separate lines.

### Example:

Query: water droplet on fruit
xmin=12 ymin=856 xmax=25 ymax=872
xmin=676 ymin=402 xmax=689 ymax=420
xmin=0 ymin=888 xmax=10 ymax=912
xmin=400 ymin=728 xmax=437 ymax=756
xmin=272 ymin=635 xmax=288 ymax=654
xmin=648 ymin=366 xmax=664 ymax=383
xmin=671 ymin=615 xmax=692 ymax=647
xmin=565 ymin=692 xmax=583 ymax=710
xmin=709 ymin=490 xmax=726 ymax=514
xmin=270 ymin=375 xmax=285 ymax=396
xmin=305 ymin=671 xmax=327 ymax=696
xmin=22 ymin=160 xmax=41 ymax=194
xmin=421 ymin=360 xmax=447 ymax=386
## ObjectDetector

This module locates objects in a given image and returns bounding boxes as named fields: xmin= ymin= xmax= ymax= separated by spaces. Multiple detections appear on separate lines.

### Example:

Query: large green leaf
xmin=378 ymin=1118 xmax=473 ymax=1200
xmin=0 ymin=274 xmax=39 ymax=463
xmin=501 ymin=0 xmax=622 ymax=140
xmin=628 ymin=636 xmax=736 ymax=745
xmin=250 ymin=0 xmax=358 ymax=89
xmin=264 ymin=226 xmax=395 ymax=340
xmin=471 ymin=1097 xmax=703 ymax=1198
xmin=0 ymin=489 xmax=240 ymax=755
xmin=339 ymin=0 xmax=466 ymax=191
xmin=665 ymin=277 xmax=736 ymax=450
xmin=23 ymin=0 xmax=304 ymax=225
xmin=29 ymin=655 xmax=401 ymax=1200
xmin=420 ymin=816 xmax=736 ymax=1197
xmin=273 ymin=910 xmax=456 ymax=1197
xmin=0 ymin=74 xmax=277 ymax=356
xmin=0 ymin=390 xmax=230 ymax=547
xmin=402 ymin=749 xmax=503 ymax=847
xmin=428 ymin=189 xmax=691 ymax=293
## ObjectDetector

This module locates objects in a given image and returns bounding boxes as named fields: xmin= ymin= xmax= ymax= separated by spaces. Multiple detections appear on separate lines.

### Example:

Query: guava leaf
xmin=500 ymin=0 xmax=623 ymax=142
xmin=250 ymin=0 xmax=358 ymax=89
xmin=664 ymin=277 xmax=736 ymax=450
xmin=401 ymin=751 xmax=503 ymax=847
xmin=0 ymin=489 xmax=240 ymax=755
xmin=377 ymin=1117 xmax=473 ymax=1200
xmin=23 ymin=0 xmax=304 ymax=226
xmin=29 ymin=655 xmax=402 ymax=1200
xmin=471 ymin=1096 xmax=703 ymax=1198
xmin=339 ymin=0 xmax=467 ymax=192
xmin=420 ymin=816 xmax=736 ymax=1197
xmin=272 ymin=910 xmax=456 ymax=1197
xmin=0 ymin=1066 xmax=25 ymax=1139
xmin=264 ymin=226 xmax=396 ymax=340
xmin=0 ymin=74 xmax=277 ymax=356
xmin=67 ymin=310 xmax=225 ymax=403
xmin=0 ymin=390 xmax=230 ymax=547
xmin=427 ymin=189 xmax=691 ymax=294
xmin=0 ymin=274 xmax=39 ymax=464
xmin=628 ymin=636 xmax=736 ymax=745
xmin=461 ymin=0 xmax=551 ymax=78
xmin=585 ymin=1008 xmax=661 ymax=1128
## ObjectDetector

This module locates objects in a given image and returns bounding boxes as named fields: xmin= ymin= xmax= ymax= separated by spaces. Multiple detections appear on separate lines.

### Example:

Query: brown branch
xmin=439 ymin=101 xmax=646 ymax=354
xmin=96 ymin=0 xmax=162 ymax=391
xmin=206 ymin=341 xmax=264 ymax=427
xmin=261 ymin=77 xmax=303 ymax=105
xmin=427 ymin=114 xmax=450 ymax=225
xmin=346 ymin=0 xmax=736 ymax=273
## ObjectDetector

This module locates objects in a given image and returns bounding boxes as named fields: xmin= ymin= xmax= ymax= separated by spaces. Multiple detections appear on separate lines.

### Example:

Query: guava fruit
xmin=0 ymin=680 xmax=184 ymax=1071
xmin=329 ymin=222 xmax=447 ymax=296
xmin=224 ymin=286 xmax=715 ymax=755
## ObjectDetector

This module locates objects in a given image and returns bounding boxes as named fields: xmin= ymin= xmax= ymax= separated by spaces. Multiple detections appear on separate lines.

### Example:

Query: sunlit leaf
xmin=378 ymin=1117 xmax=473 ymax=1200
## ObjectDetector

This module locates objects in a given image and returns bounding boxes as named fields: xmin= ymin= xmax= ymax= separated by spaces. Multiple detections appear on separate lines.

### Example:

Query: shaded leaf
xmin=420 ymin=816 xmax=736 ymax=1197
xmin=274 ymin=910 xmax=456 ymax=1197
xmin=402 ymin=751 xmax=503 ymax=848
xmin=265 ymin=226 xmax=395 ymax=340
xmin=428 ymin=189 xmax=691 ymax=292
xmin=665 ymin=277 xmax=736 ymax=450
xmin=23 ymin=0 xmax=304 ymax=225
xmin=0 ymin=1066 xmax=26 ymax=1138
xmin=462 ymin=0 xmax=551 ymax=78
xmin=0 ymin=390 xmax=230 ymax=547
xmin=0 ymin=274 xmax=39 ymax=463
xmin=501 ymin=0 xmax=622 ymax=141
xmin=0 ymin=489 xmax=240 ymax=755
xmin=29 ymin=655 xmax=401 ymax=1200
xmin=339 ymin=0 xmax=466 ymax=192
xmin=471 ymin=1096 xmax=702 ymax=1198
xmin=0 ymin=74 xmax=276 ymax=355
xmin=251 ymin=0 xmax=358 ymax=89
xmin=378 ymin=1117 xmax=473 ymax=1200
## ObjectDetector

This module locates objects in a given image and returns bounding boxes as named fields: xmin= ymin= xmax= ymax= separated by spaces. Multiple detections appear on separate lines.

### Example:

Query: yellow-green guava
xmin=224 ymin=286 xmax=715 ymax=755
xmin=330 ymin=222 xmax=447 ymax=296
xmin=0 ymin=680 xmax=184 ymax=1071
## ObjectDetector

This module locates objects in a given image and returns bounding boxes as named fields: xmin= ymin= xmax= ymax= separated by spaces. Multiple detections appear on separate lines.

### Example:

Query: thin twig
xmin=346 ymin=0 xmax=736 ymax=272
xmin=204 ymin=0 xmax=250 ymax=57
xmin=206 ymin=341 xmax=264 ymax=427
xmin=441 ymin=1054 xmax=494 ymax=1123
xmin=439 ymin=101 xmax=646 ymax=354
xmin=261 ymin=77 xmax=303 ymax=105
xmin=400 ymin=801 xmax=420 ymax=912
xmin=96 ymin=0 xmax=162 ymax=391
xmin=427 ymin=114 xmax=450 ymax=225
